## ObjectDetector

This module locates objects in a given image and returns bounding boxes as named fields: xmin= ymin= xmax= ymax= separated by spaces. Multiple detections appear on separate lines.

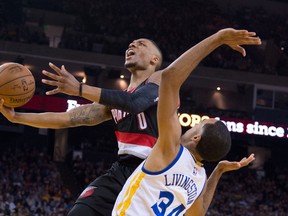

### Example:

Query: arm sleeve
xmin=99 ymin=83 xmax=159 ymax=114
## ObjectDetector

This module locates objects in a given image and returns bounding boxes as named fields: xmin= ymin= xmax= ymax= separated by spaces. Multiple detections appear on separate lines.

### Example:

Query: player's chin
xmin=124 ymin=62 xmax=137 ymax=69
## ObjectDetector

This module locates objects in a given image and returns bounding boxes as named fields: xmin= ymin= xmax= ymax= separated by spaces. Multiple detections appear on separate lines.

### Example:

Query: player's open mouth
xmin=126 ymin=49 xmax=135 ymax=57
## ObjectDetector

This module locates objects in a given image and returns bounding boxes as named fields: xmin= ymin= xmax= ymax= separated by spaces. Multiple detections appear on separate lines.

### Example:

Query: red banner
xmin=22 ymin=95 xmax=91 ymax=112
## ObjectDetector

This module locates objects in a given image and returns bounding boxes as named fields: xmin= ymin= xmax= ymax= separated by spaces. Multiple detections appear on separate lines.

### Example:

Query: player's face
xmin=124 ymin=38 xmax=158 ymax=71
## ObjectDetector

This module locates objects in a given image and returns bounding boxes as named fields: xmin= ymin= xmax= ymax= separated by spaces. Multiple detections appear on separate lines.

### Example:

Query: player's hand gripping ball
xmin=0 ymin=62 xmax=35 ymax=107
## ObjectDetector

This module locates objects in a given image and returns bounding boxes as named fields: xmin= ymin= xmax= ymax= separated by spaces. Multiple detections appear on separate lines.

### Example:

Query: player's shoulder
xmin=147 ymin=70 xmax=163 ymax=85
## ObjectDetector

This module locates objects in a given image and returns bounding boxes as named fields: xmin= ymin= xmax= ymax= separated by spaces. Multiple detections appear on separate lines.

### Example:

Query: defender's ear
xmin=192 ymin=134 xmax=202 ymax=145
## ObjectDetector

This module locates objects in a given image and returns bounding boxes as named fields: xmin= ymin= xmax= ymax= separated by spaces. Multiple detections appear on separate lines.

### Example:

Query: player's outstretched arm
xmin=155 ymin=28 xmax=261 ymax=153
xmin=145 ymin=29 xmax=261 ymax=169
xmin=0 ymin=99 xmax=111 ymax=128
xmin=185 ymin=154 xmax=255 ymax=216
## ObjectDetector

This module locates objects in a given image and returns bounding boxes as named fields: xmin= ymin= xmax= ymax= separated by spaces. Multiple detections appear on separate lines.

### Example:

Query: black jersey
xmin=110 ymin=81 xmax=159 ymax=159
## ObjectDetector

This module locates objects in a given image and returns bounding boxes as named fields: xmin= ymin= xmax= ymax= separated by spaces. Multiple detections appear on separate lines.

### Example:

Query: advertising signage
xmin=178 ymin=113 xmax=288 ymax=139
xmin=22 ymin=96 xmax=287 ymax=139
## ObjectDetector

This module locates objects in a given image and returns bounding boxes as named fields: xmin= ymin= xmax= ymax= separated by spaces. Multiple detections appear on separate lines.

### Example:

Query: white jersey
xmin=112 ymin=145 xmax=206 ymax=216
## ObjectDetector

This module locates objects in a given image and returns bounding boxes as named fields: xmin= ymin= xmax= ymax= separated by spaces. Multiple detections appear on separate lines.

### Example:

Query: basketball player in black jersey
xmin=0 ymin=28 xmax=260 ymax=216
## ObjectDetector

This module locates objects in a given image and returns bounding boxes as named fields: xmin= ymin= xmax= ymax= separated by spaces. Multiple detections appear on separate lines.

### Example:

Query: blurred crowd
xmin=207 ymin=164 xmax=288 ymax=215
xmin=0 ymin=0 xmax=287 ymax=75
xmin=0 ymin=143 xmax=74 ymax=216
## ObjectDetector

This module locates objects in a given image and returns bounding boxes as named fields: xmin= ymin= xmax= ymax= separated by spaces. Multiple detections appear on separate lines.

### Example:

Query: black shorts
xmin=72 ymin=156 xmax=143 ymax=216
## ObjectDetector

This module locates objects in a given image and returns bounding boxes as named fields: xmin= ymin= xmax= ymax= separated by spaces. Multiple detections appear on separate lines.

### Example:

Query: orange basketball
xmin=0 ymin=62 xmax=35 ymax=108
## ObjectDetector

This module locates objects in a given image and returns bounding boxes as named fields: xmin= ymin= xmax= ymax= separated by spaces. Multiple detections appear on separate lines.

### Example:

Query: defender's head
xmin=182 ymin=119 xmax=231 ymax=162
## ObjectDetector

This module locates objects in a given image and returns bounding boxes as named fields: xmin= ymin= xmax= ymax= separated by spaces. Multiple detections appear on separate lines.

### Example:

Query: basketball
xmin=0 ymin=62 xmax=35 ymax=108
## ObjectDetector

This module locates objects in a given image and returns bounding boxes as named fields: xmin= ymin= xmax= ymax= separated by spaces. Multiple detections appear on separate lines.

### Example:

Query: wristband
xmin=79 ymin=82 xmax=84 ymax=96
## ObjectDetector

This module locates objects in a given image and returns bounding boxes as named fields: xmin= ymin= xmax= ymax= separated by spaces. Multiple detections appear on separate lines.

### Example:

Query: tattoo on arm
xmin=68 ymin=104 xmax=111 ymax=126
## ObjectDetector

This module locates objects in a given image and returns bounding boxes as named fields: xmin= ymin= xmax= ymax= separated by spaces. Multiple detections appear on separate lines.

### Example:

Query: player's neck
xmin=128 ymin=69 xmax=154 ymax=90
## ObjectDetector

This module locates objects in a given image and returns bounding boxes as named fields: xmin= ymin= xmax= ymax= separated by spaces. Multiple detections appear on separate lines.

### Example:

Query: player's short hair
xmin=196 ymin=121 xmax=231 ymax=162
xmin=149 ymin=39 xmax=163 ymax=70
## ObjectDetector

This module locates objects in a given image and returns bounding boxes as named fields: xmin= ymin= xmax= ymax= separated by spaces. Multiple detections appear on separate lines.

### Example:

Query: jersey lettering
xmin=111 ymin=109 xmax=129 ymax=123
xmin=137 ymin=112 xmax=147 ymax=130
xmin=151 ymin=191 xmax=185 ymax=216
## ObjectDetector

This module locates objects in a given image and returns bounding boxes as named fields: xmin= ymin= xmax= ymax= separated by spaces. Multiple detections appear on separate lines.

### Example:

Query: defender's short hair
xmin=196 ymin=121 xmax=231 ymax=162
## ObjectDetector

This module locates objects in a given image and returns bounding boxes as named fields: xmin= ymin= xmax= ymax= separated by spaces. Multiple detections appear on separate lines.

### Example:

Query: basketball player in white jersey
xmin=112 ymin=28 xmax=261 ymax=216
